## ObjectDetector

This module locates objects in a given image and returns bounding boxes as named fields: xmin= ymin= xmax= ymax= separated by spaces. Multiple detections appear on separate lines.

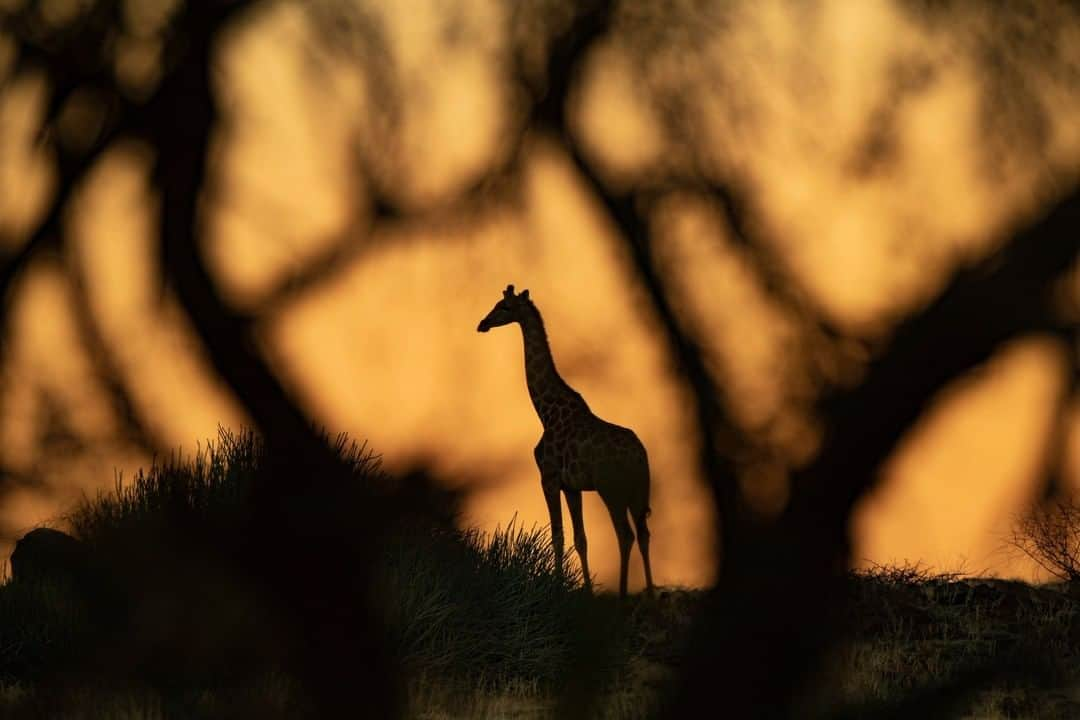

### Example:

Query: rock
xmin=10 ymin=527 xmax=92 ymax=585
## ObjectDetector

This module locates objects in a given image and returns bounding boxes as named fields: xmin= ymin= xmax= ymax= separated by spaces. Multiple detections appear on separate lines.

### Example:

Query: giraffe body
xmin=535 ymin=420 xmax=648 ymax=500
xmin=479 ymin=284 xmax=655 ymax=598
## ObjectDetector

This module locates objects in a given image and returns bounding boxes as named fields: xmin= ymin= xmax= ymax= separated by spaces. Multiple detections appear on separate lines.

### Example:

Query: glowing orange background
xmin=1 ymin=0 xmax=1078 ymax=590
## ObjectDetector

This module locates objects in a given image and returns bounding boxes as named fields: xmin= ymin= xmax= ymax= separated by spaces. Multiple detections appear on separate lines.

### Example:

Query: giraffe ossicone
xmin=477 ymin=284 xmax=655 ymax=598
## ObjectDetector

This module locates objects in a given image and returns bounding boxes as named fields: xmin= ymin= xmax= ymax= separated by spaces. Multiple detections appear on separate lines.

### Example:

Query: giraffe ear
xmin=521 ymin=289 xmax=530 ymax=300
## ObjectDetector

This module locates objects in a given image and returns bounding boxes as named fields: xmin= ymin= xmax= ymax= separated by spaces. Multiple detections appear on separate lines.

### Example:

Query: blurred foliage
xmin=0 ymin=0 xmax=1077 ymax=715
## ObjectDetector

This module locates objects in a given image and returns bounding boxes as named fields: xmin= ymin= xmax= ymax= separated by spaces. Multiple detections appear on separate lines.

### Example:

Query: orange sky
xmin=1 ymin=0 xmax=1078 ymax=589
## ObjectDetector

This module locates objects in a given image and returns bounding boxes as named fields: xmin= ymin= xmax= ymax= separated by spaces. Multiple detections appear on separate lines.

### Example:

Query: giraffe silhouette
xmin=478 ymin=284 xmax=655 ymax=598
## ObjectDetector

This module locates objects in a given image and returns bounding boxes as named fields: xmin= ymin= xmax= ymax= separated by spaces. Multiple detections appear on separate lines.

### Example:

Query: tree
xmin=1 ymin=0 xmax=1077 ymax=715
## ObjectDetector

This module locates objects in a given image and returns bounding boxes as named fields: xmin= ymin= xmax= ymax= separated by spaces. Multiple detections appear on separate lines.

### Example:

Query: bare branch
xmin=1010 ymin=498 xmax=1080 ymax=582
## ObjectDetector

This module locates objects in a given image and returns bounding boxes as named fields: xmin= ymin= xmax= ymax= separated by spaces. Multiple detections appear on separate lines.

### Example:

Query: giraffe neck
xmin=518 ymin=304 xmax=588 ymax=429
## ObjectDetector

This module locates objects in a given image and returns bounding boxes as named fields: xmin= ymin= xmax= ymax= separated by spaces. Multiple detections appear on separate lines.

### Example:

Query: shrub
xmin=0 ymin=575 xmax=94 ymax=680
xmin=1009 ymin=495 xmax=1080 ymax=583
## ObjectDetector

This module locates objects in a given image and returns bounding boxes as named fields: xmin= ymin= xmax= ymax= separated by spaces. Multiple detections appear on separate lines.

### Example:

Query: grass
xmin=0 ymin=428 xmax=645 ymax=716
xmin=1 ymin=431 xmax=1079 ymax=717
xmin=809 ymin=561 xmax=1080 ymax=718
xmin=379 ymin=518 xmax=586 ymax=684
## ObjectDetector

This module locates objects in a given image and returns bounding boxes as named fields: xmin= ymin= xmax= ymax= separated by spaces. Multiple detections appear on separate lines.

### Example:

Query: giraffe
xmin=477 ymin=284 xmax=655 ymax=598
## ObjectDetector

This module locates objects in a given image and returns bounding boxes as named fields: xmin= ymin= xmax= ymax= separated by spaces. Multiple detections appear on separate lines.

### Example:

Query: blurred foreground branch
xmin=2 ymin=0 xmax=1078 ymax=715
xmin=145 ymin=3 xmax=401 ymax=715
xmin=668 ymin=185 xmax=1080 ymax=715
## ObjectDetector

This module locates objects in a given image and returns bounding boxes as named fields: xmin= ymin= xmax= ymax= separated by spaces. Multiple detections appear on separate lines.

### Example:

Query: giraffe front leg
xmin=563 ymin=488 xmax=592 ymax=592
xmin=543 ymin=485 xmax=565 ymax=579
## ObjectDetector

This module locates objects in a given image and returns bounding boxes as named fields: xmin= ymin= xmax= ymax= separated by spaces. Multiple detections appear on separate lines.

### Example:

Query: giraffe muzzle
xmin=477 ymin=320 xmax=491 ymax=332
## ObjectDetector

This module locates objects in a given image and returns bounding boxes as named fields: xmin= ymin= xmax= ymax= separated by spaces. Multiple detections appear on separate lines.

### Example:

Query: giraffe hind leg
xmin=603 ymin=502 xmax=635 ymax=599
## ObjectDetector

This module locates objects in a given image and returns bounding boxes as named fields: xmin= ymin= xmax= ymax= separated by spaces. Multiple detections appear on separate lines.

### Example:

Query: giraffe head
xmin=477 ymin=284 xmax=531 ymax=332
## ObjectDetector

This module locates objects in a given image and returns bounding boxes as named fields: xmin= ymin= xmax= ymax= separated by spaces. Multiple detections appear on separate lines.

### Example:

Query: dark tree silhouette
xmin=1 ymin=0 xmax=1077 ymax=715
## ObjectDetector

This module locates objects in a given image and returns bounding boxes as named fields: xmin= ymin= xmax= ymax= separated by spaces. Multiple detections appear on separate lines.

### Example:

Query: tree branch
xmin=144 ymin=2 xmax=399 ymax=714
xmin=794 ymin=186 xmax=1080 ymax=526
xmin=1 ymin=3 xmax=142 ymax=354
xmin=245 ymin=147 xmax=527 ymax=318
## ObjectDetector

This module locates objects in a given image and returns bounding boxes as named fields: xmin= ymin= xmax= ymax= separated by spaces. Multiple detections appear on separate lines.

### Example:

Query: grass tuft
xmin=379 ymin=515 xmax=586 ymax=685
